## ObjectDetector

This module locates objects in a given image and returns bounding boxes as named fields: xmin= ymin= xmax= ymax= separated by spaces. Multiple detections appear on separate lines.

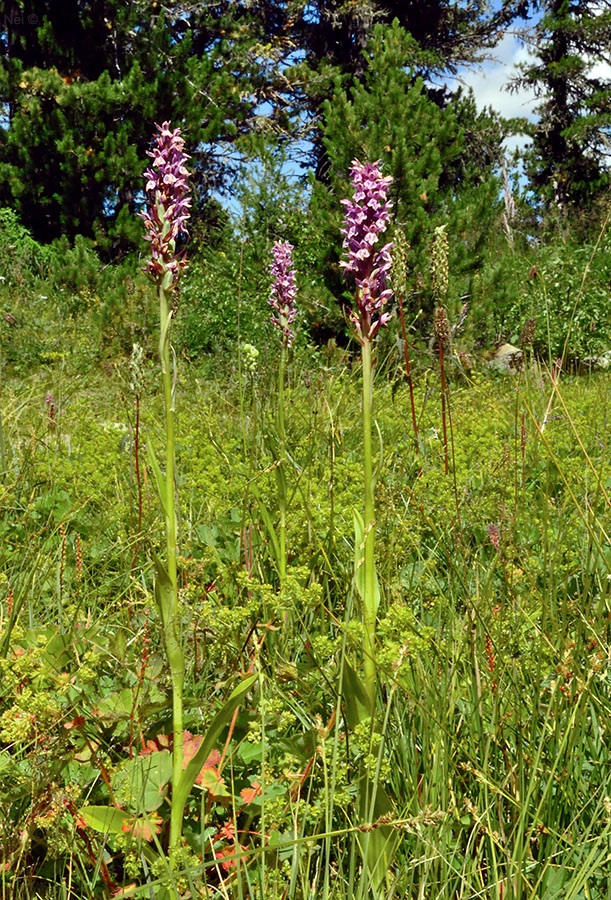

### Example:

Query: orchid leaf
xmin=353 ymin=509 xmax=380 ymax=614
xmin=173 ymin=673 xmax=257 ymax=813
xmin=341 ymin=659 xmax=371 ymax=730
xmin=152 ymin=552 xmax=173 ymax=629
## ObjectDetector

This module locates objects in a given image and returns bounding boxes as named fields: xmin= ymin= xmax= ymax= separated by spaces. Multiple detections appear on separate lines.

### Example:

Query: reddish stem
xmin=129 ymin=615 xmax=150 ymax=759
xmin=67 ymin=801 xmax=117 ymax=892
xmin=438 ymin=342 xmax=449 ymax=475
xmin=398 ymin=292 xmax=419 ymax=452
xmin=131 ymin=394 xmax=143 ymax=577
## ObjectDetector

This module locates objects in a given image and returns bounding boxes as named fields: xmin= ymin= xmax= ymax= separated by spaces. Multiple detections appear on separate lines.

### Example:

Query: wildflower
xmin=488 ymin=523 xmax=501 ymax=553
xmin=433 ymin=307 xmax=450 ymax=346
xmin=269 ymin=240 xmax=297 ymax=347
xmin=340 ymin=159 xmax=394 ymax=341
xmin=140 ymin=121 xmax=191 ymax=286
xmin=46 ymin=393 xmax=55 ymax=425
xmin=520 ymin=318 xmax=536 ymax=348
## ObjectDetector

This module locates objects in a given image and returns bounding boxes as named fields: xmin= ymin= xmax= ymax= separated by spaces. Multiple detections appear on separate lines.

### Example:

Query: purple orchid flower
xmin=140 ymin=122 xmax=191 ymax=286
xmin=269 ymin=240 xmax=297 ymax=348
xmin=340 ymin=159 xmax=394 ymax=341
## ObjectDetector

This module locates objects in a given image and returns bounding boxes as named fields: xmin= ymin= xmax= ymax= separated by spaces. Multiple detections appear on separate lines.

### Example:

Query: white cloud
xmin=455 ymin=31 xmax=538 ymax=121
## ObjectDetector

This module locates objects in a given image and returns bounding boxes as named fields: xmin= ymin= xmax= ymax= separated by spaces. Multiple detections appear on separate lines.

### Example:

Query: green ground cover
xmin=1 ymin=339 xmax=609 ymax=899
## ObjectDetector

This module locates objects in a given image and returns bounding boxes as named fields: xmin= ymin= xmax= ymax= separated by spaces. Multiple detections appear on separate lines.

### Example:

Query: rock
xmin=488 ymin=343 xmax=523 ymax=373
xmin=582 ymin=350 xmax=611 ymax=371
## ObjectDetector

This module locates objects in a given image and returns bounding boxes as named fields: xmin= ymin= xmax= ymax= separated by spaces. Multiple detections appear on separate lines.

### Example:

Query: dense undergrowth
xmin=1 ymin=323 xmax=609 ymax=898
xmin=1 ymin=175 xmax=611 ymax=897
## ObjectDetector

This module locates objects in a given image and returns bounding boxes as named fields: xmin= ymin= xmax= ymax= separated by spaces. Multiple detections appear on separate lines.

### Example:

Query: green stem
xmin=361 ymin=337 xmax=376 ymax=711
xmin=158 ymin=283 xmax=184 ymax=851
xmin=277 ymin=344 xmax=287 ymax=582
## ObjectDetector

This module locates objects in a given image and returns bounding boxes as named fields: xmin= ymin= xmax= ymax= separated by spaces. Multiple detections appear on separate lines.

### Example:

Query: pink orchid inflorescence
xmin=141 ymin=121 xmax=191 ymax=286
xmin=340 ymin=159 xmax=394 ymax=341
xmin=269 ymin=240 xmax=297 ymax=348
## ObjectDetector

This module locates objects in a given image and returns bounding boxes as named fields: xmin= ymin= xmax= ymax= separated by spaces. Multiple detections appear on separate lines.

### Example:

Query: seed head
xmin=340 ymin=159 xmax=394 ymax=341
xmin=520 ymin=318 xmax=536 ymax=348
xmin=431 ymin=225 xmax=449 ymax=304
xmin=128 ymin=343 xmax=145 ymax=395
xmin=433 ymin=307 xmax=450 ymax=346
xmin=269 ymin=240 xmax=297 ymax=348
xmin=141 ymin=122 xmax=191 ymax=286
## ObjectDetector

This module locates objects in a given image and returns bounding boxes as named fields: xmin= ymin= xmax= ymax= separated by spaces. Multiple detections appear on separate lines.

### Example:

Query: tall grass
xmin=1 ymin=332 xmax=609 ymax=898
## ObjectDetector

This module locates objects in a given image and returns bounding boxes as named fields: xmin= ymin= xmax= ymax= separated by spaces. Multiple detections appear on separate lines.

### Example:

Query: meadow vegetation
xmin=0 ymin=180 xmax=610 ymax=900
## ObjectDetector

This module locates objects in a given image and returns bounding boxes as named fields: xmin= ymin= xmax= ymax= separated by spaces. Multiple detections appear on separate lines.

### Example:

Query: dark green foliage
xmin=512 ymin=0 xmax=611 ymax=215
xmin=0 ymin=1 xmax=260 ymax=252
xmin=308 ymin=21 xmax=505 ymax=332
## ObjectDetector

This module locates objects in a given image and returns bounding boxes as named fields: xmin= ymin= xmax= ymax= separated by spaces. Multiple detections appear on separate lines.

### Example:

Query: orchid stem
xmin=159 ymin=283 xmax=184 ymax=852
xmin=277 ymin=344 xmax=287 ymax=582
xmin=361 ymin=337 xmax=376 ymax=711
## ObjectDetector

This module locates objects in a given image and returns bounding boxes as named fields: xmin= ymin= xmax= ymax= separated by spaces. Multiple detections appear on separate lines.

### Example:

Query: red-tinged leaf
xmin=182 ymin=732 xmax=221 ymax=781
xmin=120 ymin=811 xmax=162 ymax=842
xmin=140 ymin=733 xmax=170 ymax=756
xmin=215 ymin=845 xmax=247 ymax=872
xmin=240 ymin=781 xmax=262 ymax=805
xmin=64 ymin=715 xmax=86 ymax=730
xmin=216 ymin=821 xmax=235 ymax=842
xmin=196 ymin=766 xmax=229 ymax=797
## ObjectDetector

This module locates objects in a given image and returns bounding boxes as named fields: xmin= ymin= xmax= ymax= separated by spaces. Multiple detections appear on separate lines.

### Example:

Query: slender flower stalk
xmin=341 ymin=159 xmax=393 ymax=711
xmin=140 ymin=121 xmax=190 ymax=852
xmin=128 ymin=343 xmax=145 ymax=578
xmin=393 ymin=230 xmax=419 ymax=453
xmin=432 ymin=225 xmax=450 ymax=475
xmin=269 ymin=240 xmax=297 ymax=582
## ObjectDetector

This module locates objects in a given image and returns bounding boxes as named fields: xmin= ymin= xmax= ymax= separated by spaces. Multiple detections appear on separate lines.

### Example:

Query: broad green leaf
xmin=276 ymin=731 xmax=317 ymax=762
xmin=353 ymin=510 xmax=380 ymax=614
xmin=111 ymin=751 xmax=172 ymax=812
xmin=80 ymin=805 xmax=130 ymax=834
xmin=96 ymin=688 xmax=135 ymax=721
xmin=341 ymin=659 xmax=371 ymax=731
xmin=239 ymin=740 xmax=267 ymax=764
xmin=43 ymin=630 xmax=72 ymax=669
xmin=173 ymin=673 xmax=257 ymax=811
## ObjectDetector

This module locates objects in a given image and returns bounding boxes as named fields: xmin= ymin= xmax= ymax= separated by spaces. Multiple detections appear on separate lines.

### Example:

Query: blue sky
xmin=456 ymin=11 xmax=611 ymax=156
xmin=454 ymin=26 xmax=538 ymax=155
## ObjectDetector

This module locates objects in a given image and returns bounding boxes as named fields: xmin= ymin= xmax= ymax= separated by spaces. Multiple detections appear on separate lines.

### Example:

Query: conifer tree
xmin=512 ymin=0 xmax=611 ymax=214
xmin=310 ymin=21 xmax=504 ymax=318
xmin=0 ymin=1 xmax=260 ymax=250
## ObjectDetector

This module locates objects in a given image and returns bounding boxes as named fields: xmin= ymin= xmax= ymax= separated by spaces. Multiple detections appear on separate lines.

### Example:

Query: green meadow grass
xmin=1 ymin=345 xmax=609 ymax=900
